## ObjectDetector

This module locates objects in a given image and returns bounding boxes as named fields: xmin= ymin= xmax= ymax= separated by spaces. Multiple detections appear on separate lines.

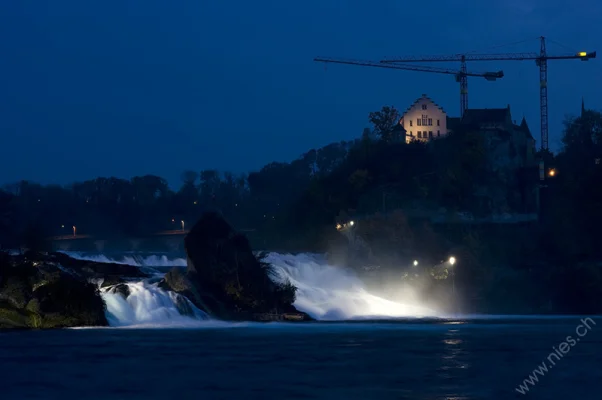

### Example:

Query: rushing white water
xmin=100 ymin=281 xmax=209 ymax=328
xmin=265 ymin=253 xmax=438 ymax=320
xmin=65 ymin=251 xmax=438 ymax=323
xmin=62 ymin=251 xmax=187 ymax=267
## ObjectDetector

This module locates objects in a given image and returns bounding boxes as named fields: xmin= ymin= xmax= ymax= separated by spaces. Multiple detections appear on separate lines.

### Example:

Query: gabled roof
xmin=403 ymin=94 xmax=446 ymax=115
xmin=461 ymin=108 xmax=510 ymax=125
xmin=391 ymin=124 xmax=407 ymax=133
xmin=446 ymin=116 xmax=462 ymax=132
xmin=516 ymin=116 xmax=533 ymax=139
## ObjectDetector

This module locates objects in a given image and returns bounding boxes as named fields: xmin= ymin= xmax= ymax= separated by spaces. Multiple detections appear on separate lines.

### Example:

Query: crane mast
xmin=459 ymin=56 xmax=468 ymax=117
xmin=381 ymin=37 xmax=596 ymax=151
xmin=538 ymin=37 xmax=549 ymax=151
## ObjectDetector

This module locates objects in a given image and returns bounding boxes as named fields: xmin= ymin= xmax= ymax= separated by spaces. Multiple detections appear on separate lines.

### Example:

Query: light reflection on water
xmin=0 ymin=319 xmax=599 ymax=399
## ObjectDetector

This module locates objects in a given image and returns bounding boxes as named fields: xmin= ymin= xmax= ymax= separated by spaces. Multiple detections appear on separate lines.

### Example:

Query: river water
xmin=1 ymin=318 xmax=600 ymax=399
xmin=1 ymin=252 xmax=600 ymax=398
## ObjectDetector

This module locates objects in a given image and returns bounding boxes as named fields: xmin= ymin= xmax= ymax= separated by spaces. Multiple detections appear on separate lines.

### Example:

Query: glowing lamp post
xmin=72 ymin=226 xmax=77 ymax=237
xmin=449 ymin=256 xmax=457 ymax=296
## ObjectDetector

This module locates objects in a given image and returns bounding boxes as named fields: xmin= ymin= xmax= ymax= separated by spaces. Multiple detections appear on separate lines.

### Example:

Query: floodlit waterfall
xmin=65 ymin=251 xmax=438 ymax=325
xmin=265 ymin=253 xmax=438 ymax=320
xmin=100 ymin=281 xmax=209 ymax=328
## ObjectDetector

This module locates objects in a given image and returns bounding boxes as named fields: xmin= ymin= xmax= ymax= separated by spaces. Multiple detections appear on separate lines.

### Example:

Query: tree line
xmin=1 ymin=105 xmax=601 ymax=263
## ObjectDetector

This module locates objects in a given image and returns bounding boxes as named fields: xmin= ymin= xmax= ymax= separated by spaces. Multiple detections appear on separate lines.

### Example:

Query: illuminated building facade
xmin=399 ymin=94 xmax=449 ymax=143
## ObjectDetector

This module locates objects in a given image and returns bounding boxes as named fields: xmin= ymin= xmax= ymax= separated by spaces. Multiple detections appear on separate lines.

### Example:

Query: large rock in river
xmin=161 ymin=212 xmax=309 ymax=321
xmin=0 ymin=251 xmax=108 ymax=329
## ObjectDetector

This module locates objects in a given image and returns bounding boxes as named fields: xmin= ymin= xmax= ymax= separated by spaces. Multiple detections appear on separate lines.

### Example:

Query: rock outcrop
xmin=46 ymin=251 xmax=148 ymax=282
xmin=161 ymin=212 xmax=310 ymax=321
xmin=0 ymin=251 xmax=108 ymax=329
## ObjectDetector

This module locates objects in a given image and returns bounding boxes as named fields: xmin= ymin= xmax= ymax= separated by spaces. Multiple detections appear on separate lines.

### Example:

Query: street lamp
xmin=181 ymin=220 xmax=185 ymax=231
xmin=413 ymin=260 xmax=419 ymax=266
xmin=349 ymin=220 xmax=354 ymax=226
xmin=548 ymin=168 xmax=556 ymax=177
xmin=448 ymin=256 xmax=457 ymax=297
xmin=72 ymin=226 xmax=77 ymax=237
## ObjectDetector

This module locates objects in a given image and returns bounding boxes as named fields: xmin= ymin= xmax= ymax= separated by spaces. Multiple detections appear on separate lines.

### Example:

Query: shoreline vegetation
xmin=1 ymin=105 xmax=602 ymax=324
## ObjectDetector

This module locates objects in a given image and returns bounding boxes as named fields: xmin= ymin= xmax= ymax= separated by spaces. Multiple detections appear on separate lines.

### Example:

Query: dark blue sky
xmin=0 ymin=0 xmax=600 ymax=187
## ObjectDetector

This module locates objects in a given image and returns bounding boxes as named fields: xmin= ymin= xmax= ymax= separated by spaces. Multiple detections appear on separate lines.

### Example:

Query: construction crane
xmin=381 ymin=37 xmax=596 ymax=151
xmin=314 ymin=57 xmax=503 ymax=119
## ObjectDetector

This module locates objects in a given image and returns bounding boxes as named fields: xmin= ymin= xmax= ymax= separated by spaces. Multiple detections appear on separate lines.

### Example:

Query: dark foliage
xmin=1 ymin=105 xmax=601 ymax=314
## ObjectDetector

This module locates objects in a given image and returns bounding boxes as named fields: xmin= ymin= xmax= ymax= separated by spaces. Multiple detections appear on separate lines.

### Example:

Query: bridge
xmin=48 ymin=229 xmax=256 ymax=253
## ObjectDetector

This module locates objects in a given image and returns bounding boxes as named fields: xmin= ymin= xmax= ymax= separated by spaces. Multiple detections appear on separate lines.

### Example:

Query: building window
xmin=417 ymin=119 xmax=421 ymax=126
xmin=437 ymin=119 xmax=440 ymax=126
xmin=437 ymin=130 xmax=440 ymax=137
xmin=429 ymin=131 xmax=433 ymax=138
xmin=422 ymin=104 xmax=427 ymax=110
xmin=409 ymin=131 xmax=413 ymax=136
xmin=417 ymin=131 xmax=422 ymax=138
xmin=409 ymin=120 xmax=413 ymax=127
xmin=422 ymin=114 xmax=428 ymax=126
xmin=428 ymin=118 xmax=433 ymax=126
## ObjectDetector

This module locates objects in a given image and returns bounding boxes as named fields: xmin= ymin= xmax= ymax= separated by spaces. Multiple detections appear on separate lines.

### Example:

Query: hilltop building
xmin=399 ymin=94 xmax=449 ymax=143
xmin=396 ymin=94 xmax=538 ymax=214
xmin=397 ymin=94 xmax=535 ymax=153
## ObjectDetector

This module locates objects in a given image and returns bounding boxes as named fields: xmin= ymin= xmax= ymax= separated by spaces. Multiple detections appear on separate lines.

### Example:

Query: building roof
xmin=458 ymin=107 xmax=534 ymax=141
xmin=461 ymin=108 xmax=510 ymax=125
xmin=391 ymin=123 xmax=407 ymax=134
xmin=446 ymin=116 xmax=462 ymax=132
xmin=515 ymin=116 xmax=533 ymax=140
xmin=403 ymin=94 xmax=446 ymax=115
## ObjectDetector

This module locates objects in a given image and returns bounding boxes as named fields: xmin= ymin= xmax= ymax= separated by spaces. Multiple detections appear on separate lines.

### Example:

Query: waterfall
xmin=100 ymin=281 xmax=209 ymax=328
xmin=265 ymin=252 xmax=438 ymax=320
xmin=66 ymin=251 xmax=438 ymax=324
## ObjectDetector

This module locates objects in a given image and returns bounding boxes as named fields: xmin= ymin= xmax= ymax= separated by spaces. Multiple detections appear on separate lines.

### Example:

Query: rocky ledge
xmin=0 ymin=250 xmax=150 ymax=329
xmin=160 ymin=212 xmax=312 ymax=322
xmin=1 ymin=212 xmax=311 ymax=329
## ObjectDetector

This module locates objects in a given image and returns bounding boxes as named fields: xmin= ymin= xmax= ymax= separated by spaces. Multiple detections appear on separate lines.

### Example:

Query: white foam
xmin=63 ymin=251 xmax=187 ymax=267
xmin=70 ymin=250 xmax=438 ymax=325
xmin=265 ymin=252 xmax=438 ymax=320
xmin=100 ymin=281 xmax=208 ymax=327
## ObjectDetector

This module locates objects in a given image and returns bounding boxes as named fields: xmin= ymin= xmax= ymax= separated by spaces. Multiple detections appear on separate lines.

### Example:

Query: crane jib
xmin=315 ymin=37 xmax=596 ymax=150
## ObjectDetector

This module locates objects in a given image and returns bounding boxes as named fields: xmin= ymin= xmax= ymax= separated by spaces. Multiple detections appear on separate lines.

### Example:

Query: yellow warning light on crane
xmin=578 ymin=52 xmax=588 ymax=57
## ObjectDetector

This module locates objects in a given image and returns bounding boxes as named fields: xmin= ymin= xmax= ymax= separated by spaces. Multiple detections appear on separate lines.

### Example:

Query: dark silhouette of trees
xmin=368 ymin=106 xmax=401 ymax=142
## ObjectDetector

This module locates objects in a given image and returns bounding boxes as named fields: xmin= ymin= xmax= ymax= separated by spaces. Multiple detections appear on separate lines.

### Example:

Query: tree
xmin=561 ymin=110 xmax=602 ymax=153
xmin=551 ymin=110 xmax=602 ymax=259
xmin=369 ymin=106 xmax=401 ymax=143
xmin=181 ymin=170 xmax=198 ymax=186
